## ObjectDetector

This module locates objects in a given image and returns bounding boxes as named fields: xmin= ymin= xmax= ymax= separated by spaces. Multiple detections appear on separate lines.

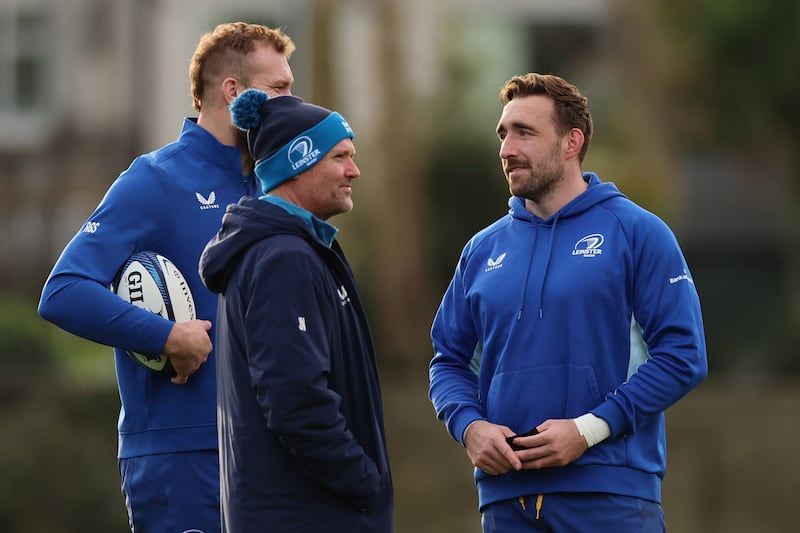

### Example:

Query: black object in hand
xmin=506 ymin=427 xmax=539 ymax=451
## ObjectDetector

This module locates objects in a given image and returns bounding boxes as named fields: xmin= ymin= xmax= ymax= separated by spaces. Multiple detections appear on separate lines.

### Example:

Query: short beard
xmin=508 ymin=143 xmax=564 ymax=202
xmin=515 ymin=164 xmax=562 ymax=203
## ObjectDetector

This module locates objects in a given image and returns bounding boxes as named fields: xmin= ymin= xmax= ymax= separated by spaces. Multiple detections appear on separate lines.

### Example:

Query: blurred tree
xmin=613 ymin=0 xmax=800 ymax=372
xmin=310 ymin=0 xmax=336 ymax=108
xmin=664 ymin=0 xmax=799 ymax=373
xmin=346 ymin=0 xmax=439 ymax=369
xmin=420 ymin=49 xmax=509 ymax=288
xmin=652 ymin=1 xmax=799 ymax=148
xmin=0 ymin=294 xmax=53 ymax=377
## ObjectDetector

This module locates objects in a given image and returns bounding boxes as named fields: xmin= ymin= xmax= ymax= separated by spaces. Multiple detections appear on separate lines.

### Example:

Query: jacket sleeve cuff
xmin=591 ymin=400 xmax=629 ymax=439
xmin=452 ymin=409 xmax=486 ymax=447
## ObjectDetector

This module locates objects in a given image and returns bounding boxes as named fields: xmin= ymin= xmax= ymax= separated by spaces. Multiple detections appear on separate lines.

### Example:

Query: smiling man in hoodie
xmin=428 ymin=73 xmax=708 ymax=532
xmin=199 ymin=89 xmax=392 ymax=532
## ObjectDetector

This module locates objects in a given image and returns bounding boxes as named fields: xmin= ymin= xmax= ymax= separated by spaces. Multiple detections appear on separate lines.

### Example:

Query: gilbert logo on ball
xmin=111 ymin=251 xmax=196 ymax=374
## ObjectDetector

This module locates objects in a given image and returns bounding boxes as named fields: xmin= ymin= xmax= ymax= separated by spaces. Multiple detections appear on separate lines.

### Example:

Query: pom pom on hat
xmin=230 ymin=89 xmax=270 ymax=130
xmin=230 ymin=89 xmax=355 ymax=193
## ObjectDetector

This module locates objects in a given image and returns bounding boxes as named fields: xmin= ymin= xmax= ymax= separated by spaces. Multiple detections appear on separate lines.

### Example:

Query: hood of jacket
xmin=507 ymin=172 xmax=625 ymax=223
xmin=200 ymin=196 xmax=317 ymax=294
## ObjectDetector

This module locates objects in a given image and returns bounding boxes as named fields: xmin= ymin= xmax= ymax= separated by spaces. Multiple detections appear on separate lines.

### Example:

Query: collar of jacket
xmin=260 ymin=194 xmax=339 ymax=246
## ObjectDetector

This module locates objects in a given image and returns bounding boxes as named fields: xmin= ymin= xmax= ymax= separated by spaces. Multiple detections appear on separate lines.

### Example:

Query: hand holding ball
xmin=111 ymin=252 xmax=196 ymax=374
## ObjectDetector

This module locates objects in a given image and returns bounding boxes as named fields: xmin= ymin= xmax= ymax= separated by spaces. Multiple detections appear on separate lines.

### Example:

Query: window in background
xmin=0 ymin=6 xmax=53 ymax=148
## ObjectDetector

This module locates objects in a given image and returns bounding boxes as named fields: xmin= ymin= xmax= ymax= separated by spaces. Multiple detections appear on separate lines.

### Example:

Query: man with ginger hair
xmin=39 ymin=23 xmax=296 ymax=531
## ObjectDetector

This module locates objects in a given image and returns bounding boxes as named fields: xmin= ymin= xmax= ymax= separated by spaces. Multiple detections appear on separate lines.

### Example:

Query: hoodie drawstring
xmin=518 ymin=494 xmax=544 ymax=519
xmin=516 ymin=214 xmax=560 ymax=320
xmin=537 ymin=214 xmax=560 ymax=318
xmin=517 ymin=223 xmax=537 ymax=320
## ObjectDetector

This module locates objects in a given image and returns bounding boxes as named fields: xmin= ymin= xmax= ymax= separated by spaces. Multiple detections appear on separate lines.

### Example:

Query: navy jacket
xmin=200 ymin=196 xmax=393 ymax=532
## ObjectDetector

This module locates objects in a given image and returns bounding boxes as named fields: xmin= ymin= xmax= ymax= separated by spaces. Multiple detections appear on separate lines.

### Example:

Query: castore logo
xmin=485 ymin=253 xmax=507 ymax=272
xmin=196 ymin=191 xmax=219 ymax=210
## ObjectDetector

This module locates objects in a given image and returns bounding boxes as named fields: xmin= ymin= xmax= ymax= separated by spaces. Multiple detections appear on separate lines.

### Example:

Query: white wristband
xmin=574 ymin=413 xmax=611 ymax=447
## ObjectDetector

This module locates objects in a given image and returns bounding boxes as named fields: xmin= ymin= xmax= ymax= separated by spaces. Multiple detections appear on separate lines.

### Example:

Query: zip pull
xmin=518 ymin=496 xmax=526 ymax=511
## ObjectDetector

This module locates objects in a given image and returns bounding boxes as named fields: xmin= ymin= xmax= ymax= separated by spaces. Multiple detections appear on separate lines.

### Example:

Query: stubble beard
xmin=506 ymin=145 xmax=564 ymax=203
xmin=517 ymin=164 xmax=562 ymax=203
xmin=325 ymin=189 xmax=354 ymax=221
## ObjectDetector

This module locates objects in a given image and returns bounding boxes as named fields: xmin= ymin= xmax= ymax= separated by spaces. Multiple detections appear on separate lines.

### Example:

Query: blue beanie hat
xmin=230 ymin=89 xmax=354 ymax=193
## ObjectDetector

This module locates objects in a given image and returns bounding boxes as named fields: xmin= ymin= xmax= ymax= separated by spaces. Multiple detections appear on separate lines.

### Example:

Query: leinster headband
xmin=229 ymin=89 xmax=355 ymax=193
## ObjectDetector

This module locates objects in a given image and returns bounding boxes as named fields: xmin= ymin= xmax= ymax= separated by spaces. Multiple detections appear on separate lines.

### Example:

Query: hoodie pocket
xmin=485 ymin=364 xmax=602 ymax=432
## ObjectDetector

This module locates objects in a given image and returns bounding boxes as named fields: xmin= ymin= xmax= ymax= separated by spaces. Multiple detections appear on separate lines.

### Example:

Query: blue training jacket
xmin=199 ymin=196 xmax=393 ymax=533
xmin=39 ymin=118 xmax=258 ymax=458
xmin=429 ymin=172 xmax=708 ymax=509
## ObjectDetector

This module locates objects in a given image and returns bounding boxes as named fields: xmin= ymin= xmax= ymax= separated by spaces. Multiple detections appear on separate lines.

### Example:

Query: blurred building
xmin=0 ymin=0 xmax=610 ymax=289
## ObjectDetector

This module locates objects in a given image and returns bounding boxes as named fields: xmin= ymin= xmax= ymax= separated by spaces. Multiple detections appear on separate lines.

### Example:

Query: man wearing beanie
xmin=200 ymin=90 xmax=393 ymax=532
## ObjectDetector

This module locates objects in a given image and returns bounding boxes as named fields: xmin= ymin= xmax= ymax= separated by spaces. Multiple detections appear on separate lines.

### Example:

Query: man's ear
xmin=563 ymin=128 xmax=585 ymax=160
xmin=221 ymin=77 xmax=240 ymax=105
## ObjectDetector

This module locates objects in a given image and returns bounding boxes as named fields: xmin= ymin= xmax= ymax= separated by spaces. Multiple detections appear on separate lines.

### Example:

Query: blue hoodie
xmin=199 ymin=196 xmax=393 ymax=532
xmin=39 ymin=118 xmax=257 ymax=458
xmin=429 ymin=173 xmax=707 ymax=509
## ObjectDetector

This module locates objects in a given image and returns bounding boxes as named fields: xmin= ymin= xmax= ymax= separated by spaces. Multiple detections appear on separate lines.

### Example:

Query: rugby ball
xmin=111 ymin=251 xmax=196 ymax=374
